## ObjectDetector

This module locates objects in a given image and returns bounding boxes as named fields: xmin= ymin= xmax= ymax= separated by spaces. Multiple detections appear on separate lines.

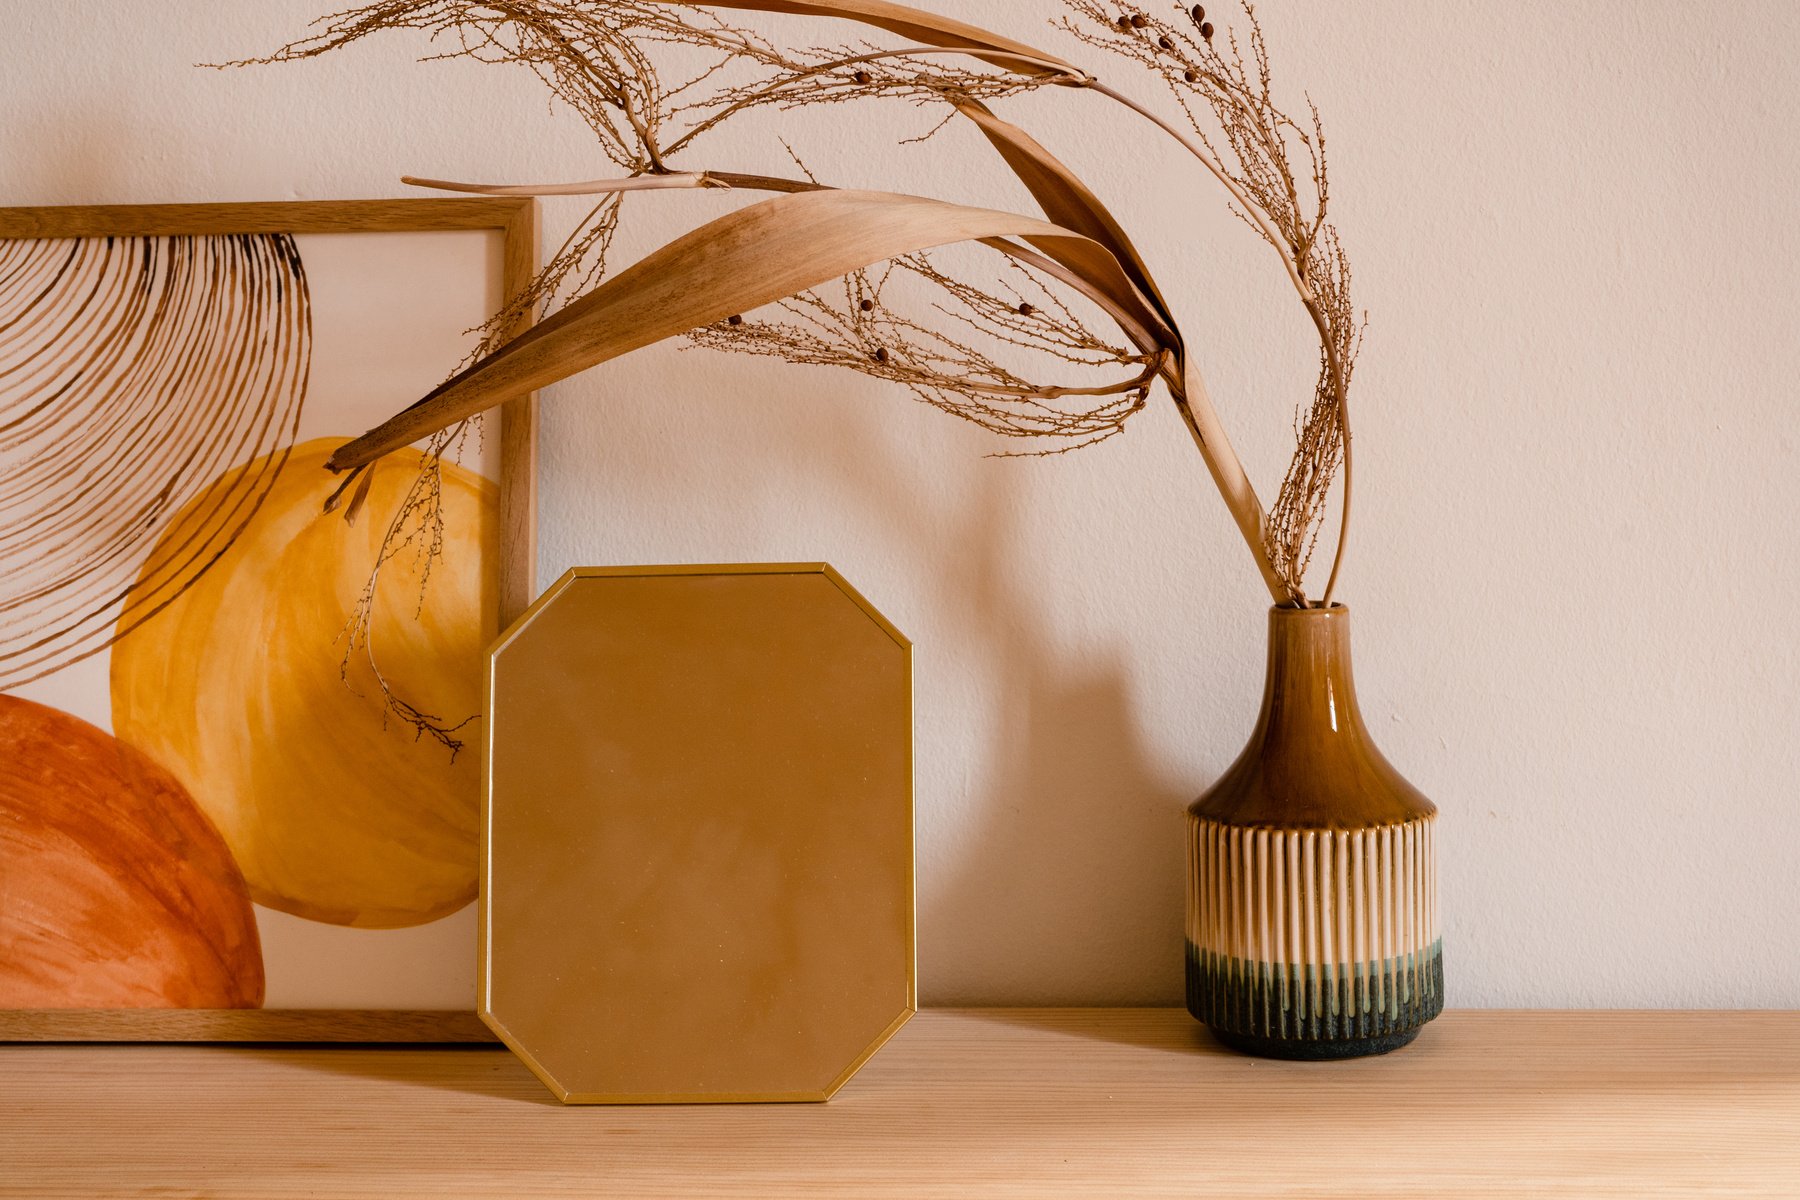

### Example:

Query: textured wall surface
xmin=4 ymin=0 xmax=1796 ymax=1006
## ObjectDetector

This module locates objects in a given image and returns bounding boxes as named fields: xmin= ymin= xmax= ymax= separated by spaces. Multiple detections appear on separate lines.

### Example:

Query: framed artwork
xmin=0 ymin=199 xmax=538 ymax=1041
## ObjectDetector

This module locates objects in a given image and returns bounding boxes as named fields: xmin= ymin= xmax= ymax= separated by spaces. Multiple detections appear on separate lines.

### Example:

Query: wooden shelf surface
xmin=3 ymin=1008 xmax=1797 ymax=1198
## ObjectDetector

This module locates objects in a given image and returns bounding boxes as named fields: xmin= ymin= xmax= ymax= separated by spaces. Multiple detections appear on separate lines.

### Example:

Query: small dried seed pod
xmin=859 ymin=298 xmax=875 ymax=312
xmin=1129 ymin=13 xmax=1149 ymax=28
xmin=1191 ymin=5 xmax=1206 ymax=24
xmin=726 ymin=314 xmax=743 ymax=326
xmin=1116 ymin=14 xmax=1132 ymax=29
xmin=873 ymin=347 xmax=890 ymax=363
xmin=1183 ymin=69 xmax=1199 ymax=83
xmin=1158 ymin=35 xmax=1175 ymax=49
xmin=1017 ymin=302 xmax=1036 ymax=316
xmin=1200 ymin=20 xmax=1214 ymax=39
xmin=853 ymin=70 xmax=873 ymax=84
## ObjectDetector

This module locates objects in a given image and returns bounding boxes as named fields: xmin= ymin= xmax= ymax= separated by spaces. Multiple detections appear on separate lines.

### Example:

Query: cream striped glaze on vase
xmin=1185 ymin=605 xmax=1444 ymax=1058
xmin=1186 ymin=816 xmax=1442 ymax=1052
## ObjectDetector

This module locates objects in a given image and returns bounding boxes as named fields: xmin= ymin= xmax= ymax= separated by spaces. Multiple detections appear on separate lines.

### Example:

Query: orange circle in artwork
xmin=0 ymin=695 xmax=264 ymax=1008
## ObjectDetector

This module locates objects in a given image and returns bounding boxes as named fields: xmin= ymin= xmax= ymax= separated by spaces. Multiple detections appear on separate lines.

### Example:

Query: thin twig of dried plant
xmin=335 ymin=423 xmax=482 ymax=756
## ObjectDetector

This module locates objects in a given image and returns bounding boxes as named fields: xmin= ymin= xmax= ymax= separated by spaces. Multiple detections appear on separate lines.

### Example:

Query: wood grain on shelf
xmin=1 ymin=1009 xmax=1795 ymax=1199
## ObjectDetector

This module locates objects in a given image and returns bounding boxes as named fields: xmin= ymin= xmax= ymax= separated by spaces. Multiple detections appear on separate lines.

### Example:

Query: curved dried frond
xmin=245 ymin=2 xmax=1177 ymax=472
xmin=245 ymin=0 xmax=1368 ymax=606
xmin=947 ymin=92 xmax=1291 ymax=601
xmin=1061 ymin=0 xmax=1361 ymax=603
xmin=0 ymin=234 xmax=309 ymax=688
xmin=325 ymin=188 xmax=1179 ymax=471
xmin=952 ymin=98 xmax=1176 ymax=347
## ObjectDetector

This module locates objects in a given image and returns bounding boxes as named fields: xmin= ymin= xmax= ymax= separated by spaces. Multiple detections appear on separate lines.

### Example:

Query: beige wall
xmin=5 ymin=0 xmax=1796 ymax=1005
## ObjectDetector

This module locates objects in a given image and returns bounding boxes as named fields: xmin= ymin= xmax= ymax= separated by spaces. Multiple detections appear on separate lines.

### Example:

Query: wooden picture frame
xmin=0 ymin=199 xmax=538 ymax=1042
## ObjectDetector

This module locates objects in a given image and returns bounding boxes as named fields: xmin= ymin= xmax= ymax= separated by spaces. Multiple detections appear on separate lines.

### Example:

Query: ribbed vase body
xmin=1186 ymin=607 xmax=1443 ymax=1058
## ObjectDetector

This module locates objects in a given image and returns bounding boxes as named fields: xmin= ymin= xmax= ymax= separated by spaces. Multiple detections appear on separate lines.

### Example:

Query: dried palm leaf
xmin=946 ymin=97 xmax=1285 ymax=599
xmin=952 ymin=98 xmax=1174 ymax=339
xmin=324 ymin=188 xmax=1168 ymax=471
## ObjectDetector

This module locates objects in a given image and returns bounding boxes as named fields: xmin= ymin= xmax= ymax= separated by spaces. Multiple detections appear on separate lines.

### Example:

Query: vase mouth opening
xmin=1269 ymin=602 xmax=1348 ymax=618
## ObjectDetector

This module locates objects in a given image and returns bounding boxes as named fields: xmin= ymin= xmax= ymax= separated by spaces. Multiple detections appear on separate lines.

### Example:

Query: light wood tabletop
xmin=3 ymin=1008 xmax=1797 ymax=1198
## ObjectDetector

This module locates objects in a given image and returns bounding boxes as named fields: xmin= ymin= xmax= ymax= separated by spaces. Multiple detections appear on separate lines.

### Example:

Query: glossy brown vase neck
xmin=1189 ymin=605 xmax=1434 ymax=829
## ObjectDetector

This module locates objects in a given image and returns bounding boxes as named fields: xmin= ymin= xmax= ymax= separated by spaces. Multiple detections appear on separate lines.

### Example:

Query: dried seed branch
xmin=663 ymin=43 xmax=1078 ymax=155
xmin=234 ymin=1 xmax=793 ymax=172
xmin=688 ymin=254 xmax=1153 ymax=452
xmin=1060 ymin=0 xmax=1362 ymax=604
xmin=337 ymin=423 xmax=482 ymax=754
xmin=459 ymin=192 xmax=625 ymax=369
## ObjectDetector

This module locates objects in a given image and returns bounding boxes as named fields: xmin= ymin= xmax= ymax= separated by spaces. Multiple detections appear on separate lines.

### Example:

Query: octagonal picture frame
xmin=481 ymin=563 xmax=915 ymax=1103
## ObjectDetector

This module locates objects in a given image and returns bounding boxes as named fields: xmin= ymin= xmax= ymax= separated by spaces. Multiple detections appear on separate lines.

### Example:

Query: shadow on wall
xmin=554 ymin=367 xmax=1213 ymax=1006
xmin=787 ymin=398 xmax=1205 ymax=1008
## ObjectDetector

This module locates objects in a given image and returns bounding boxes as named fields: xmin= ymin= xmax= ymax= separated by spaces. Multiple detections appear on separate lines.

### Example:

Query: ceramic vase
xmin=1186 ymin=605 xmax=1443 ymax=1058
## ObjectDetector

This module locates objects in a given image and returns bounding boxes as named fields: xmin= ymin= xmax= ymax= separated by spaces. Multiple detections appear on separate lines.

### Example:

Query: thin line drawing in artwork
xmin=0 ymin=232 xmax=311 ymax=689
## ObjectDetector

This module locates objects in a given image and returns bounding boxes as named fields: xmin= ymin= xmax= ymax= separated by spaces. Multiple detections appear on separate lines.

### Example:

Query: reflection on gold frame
xmin=484 ymin=564 xmax=915 ymax=1102
xmin=0 ymin=199 xmax=537 ymax=1043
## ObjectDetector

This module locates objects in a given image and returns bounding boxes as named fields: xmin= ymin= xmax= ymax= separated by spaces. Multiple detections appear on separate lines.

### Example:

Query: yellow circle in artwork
xmin=111 ymin=438 xmax=497 ymax=929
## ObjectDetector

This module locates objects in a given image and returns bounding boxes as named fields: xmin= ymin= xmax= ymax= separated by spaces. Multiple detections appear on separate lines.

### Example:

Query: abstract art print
xmin=0 ymin=199 xmax=536 ymax=1040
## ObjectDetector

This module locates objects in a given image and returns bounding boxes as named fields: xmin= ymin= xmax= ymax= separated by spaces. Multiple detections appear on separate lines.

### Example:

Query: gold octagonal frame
xmin=480 ymin=563 xmax=915 ymax=1103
